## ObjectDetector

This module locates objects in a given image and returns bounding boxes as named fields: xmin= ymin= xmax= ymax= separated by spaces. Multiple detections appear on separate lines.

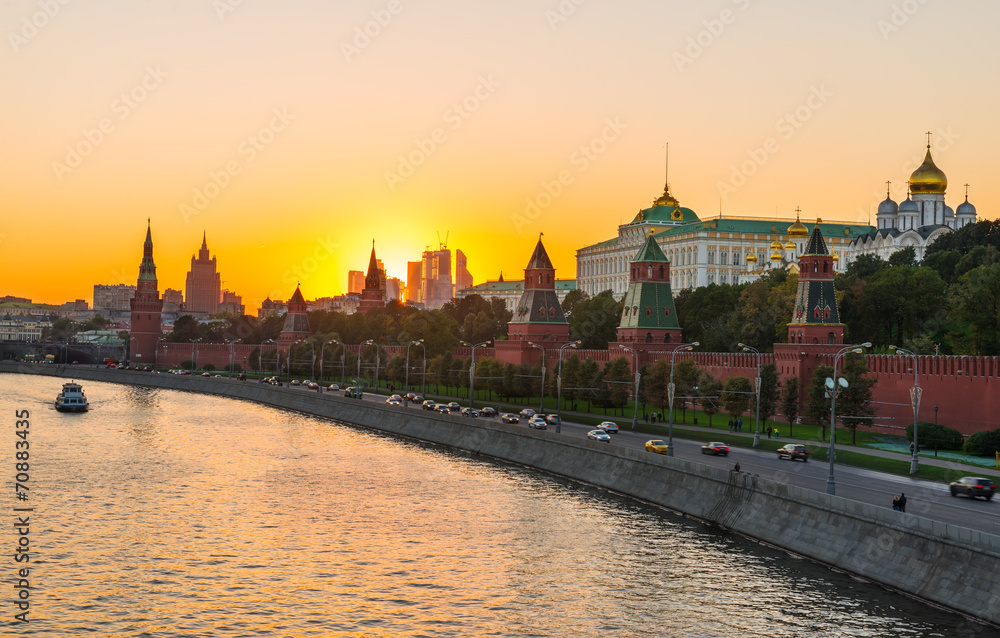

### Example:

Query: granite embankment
xmin=9 ymin=364 xmax=1000 ymax=626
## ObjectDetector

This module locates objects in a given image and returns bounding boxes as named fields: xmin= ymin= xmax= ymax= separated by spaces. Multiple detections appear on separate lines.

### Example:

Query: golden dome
xmin=909 ymin=146 xmax=947 ymax=194
xmin=784 ymin=241 xmax=796 ymax=249
xmin=770 ymin=239 xmax=783 ymax=249
xmin=653 ymin=182 xmax=680 ymax=207
xmin=770 ymin=249 xmax=783 ymax=261
xmin=788 ymin=212 xmax=809 ymax=238
xmin=746 ymin=253 xmax=758 ymax=263
xmin=832 ymin=253 xmax=839 ymax=262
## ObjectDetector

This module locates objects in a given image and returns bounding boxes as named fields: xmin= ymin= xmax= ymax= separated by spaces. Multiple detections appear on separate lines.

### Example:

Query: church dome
xmin=877 ymin=195 xmax=898 ymax=215
xmin=652 ymin=182 xmax=680 ymax=207
xmin=944 ymin=205 xmax=954 ymax=219
xmin=770 ymin=239 xmax=783 ymax=250
xmin=787 ymin=214 xmax=809 ymax=238
xmin=899 ymin=196 xmax=919 ymax=213
xmin=957 ymin=198 xmax=976 ymax=216
xmin=832 ymin=253 xmax=839 ymax=262
xmin=746 ymin=252 xmax=758 ymax=263
xmin=909 ymin=147 xmax=947 ymax=194
xmin=770 ymin=249 xmax=783 ymax=262
xmin=784 ymin=241 xmax=796 ymax=249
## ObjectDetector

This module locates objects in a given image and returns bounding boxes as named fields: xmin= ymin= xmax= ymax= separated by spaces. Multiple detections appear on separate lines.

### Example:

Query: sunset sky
xmin=2 ymin=0 xmax=998 ymax=313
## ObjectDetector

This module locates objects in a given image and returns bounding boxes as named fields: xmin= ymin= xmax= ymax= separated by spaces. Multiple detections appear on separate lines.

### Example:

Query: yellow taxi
xmin=645 ymin=439 xmax=670 ymax=454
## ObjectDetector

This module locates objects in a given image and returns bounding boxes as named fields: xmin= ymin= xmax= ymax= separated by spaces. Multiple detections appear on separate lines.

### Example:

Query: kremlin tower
xmin=615 ymin=231 xmax=681 ymax=350
xmin=787 ymin=222 xmax=844 ymax=346
xmin=358 ymin=241 xmax=387 ymax=314
xmin=129 ymin=221 xmax=164 ymax=366
xmin=278 ymin=285 xmax=311 ymax=353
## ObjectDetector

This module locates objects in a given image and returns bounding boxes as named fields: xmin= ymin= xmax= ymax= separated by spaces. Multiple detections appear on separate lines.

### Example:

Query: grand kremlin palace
xmin=577 ymin=180 xmax=873 ymax=299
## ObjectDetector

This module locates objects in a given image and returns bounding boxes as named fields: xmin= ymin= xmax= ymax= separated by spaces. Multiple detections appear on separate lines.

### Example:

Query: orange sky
xmin=2 ymin=0 xmax=998 ymax=313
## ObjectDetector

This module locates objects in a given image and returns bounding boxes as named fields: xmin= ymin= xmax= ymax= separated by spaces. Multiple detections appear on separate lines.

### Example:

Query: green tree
xmin=782 ymin=376 xmax=799 ymax=437
xmin=642 ymin=359 xmax=672 ymax=419
xmin=805 ymin=365 xmax=834 ymax=440
xmin=757 ymin=363 xmax=780 ymax=427
xmin=699 ymin=377 xmax=723 ymax=428
xmin=576 ymin=358 xmax=602 ymax=411
xmin=949 ymin=262 xmax=1000 ymax=355
xmin=721 ymin=376 xmax=752 ymax=423
xmin=672 ymin=359 xmax=701 ymax=423
xmin=675 ymin=283 xmax=744 ymax=350
xmin=569 ymin=290 xmax=623 ymax=349
xmin=602 ymin=357 xmax=632 ymax=416
xmin=838 ymin=354 xmax=878 ymax=444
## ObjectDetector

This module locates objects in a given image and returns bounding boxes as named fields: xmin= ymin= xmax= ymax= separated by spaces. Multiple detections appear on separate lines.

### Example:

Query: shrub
xmin=906 ymin=421 xmax=964 ymax=451
xmin=180 ymin=360 xmax=195 ymax=370
xmin=964 ymin=428 xmax=1000 ymax=457
xmin=202 ymin=363 xmax=216 ymax=372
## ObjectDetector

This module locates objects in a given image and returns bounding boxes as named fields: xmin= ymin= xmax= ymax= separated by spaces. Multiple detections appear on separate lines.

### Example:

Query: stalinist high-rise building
xmin=130 ymin=221 xmax=163 ymax=365
xmin=185 ymin=232 xmax=222 ymax=314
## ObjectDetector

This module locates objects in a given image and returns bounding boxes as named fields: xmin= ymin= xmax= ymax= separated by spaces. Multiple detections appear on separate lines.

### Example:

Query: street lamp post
xmin=738 ymin=343 xmax=763 ymax=447
xmin=827 ymin=342 xmax=871 ymax=495
xmin=358 ymin=339 xmax=373 ymax=387
xmin=288 ymin=339 xmax=303 ymax=380
xmin=406 ymin=339 xmax=424 ymax=393
xmin=321 ymin=339 xmax=339 ymax=383
xmin=891 ymin=345 xmax=920 ymax=475
xmin=463 ymin=340 xmax=491 ymax=410
xmin=667 ymin=342 xmax=699 ymax=457
xmin=619 ymin=345 xmax=640 ymax=431
xmin=193 ymin=338 xmax=202 ymax=371
xmin=556 ymin=340 xmax=581 ymax=434
xmin=527 ymin=342 xmax=545 ymax=413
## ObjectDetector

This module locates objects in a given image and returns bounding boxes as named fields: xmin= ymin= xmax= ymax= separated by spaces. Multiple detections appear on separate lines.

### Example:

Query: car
xmin=385 ymin=397 xmax=401 ymax=405
xmin=201 ymin=372 xmax=211 ymax=377
xmin=405 ymin=392 xmax=418 ymax=401
xmin=777 ymin=444 xmax=809 ymax=462
xmin=307 ymin=382 xmax=320 ymax=389
xmin=528 ymin=417 xmax=547 ymax=430
xmin=447 ymin=402 xmax=461 ymax=411
xmin=701 ymin=442 xmax=730 ymax=456
xmin=412 ymin=395 xmax=424 ymax=403
xmin=290 ymin=379 xmax=301 ymax=386
xmin=389 ymin=394 xmax=402 ymax=401
xmin=301 ymin=380 xmax=312 ymax=385
xmin=435 ymin=404 xmax=450 ymax=414
xmin=479 ymin=407 xmax=497 ymax=417
xmin=597 ymin=421 xmax=619 ymax=433
xmin=587 ymin=429 xmax=611 ymax=442
xmin=645 ymin=440 xmax=670 ymax=454
xmin=519 ymin=408 xmax=536 ymax=419
xmin=545 ymin=414 xmax=561 ymax=426
xmin=422 ymin=400 xmax=437 ymax=410
xmin=501 ymin=413 xmax=519 ymax=424
xmin=344 ymin=387 xmax=363 ymax=398
xmin=327 ymin=384 xmax=340 ymax=391
xmin=461 ymin=407 xmax=479 ymax=417
xmin=949 ymin=477 xmax=996 ymax=500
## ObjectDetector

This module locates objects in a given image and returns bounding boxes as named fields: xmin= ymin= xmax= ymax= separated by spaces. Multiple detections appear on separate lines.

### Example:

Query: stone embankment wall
xmin=6 ymin=363 xmax=999 ymax=627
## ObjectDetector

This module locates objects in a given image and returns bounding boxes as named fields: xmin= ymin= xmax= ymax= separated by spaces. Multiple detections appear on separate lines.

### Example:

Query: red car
xmin=701 ymin=442 xmax=730 ymax=456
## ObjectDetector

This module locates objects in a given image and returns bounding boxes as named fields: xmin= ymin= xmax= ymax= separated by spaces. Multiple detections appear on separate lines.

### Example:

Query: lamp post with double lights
xmin=406 ymin=339 xmax=424 ymax=393
xmin=556 ymin=340 xmax=582 ymax=434
xmin=358 ymin=339 xmax=373 ymax=388
xmin=619 ymin=345 xmax=640 ymax=431
xmin=527 ymin=342 xmax=545 ymax=413
xmin=157 ymin=337 xmax=166 ymax=370
xmin=193 ymin=338 xmax=202 ymax=372
xmin=667 ymin=342 xmax=699 ymax=456
xmin=288 ymin=340 xmax=302 ymax=380
xmin=463 ymin=340 xmax=492 ymax=410
xmin=890 ymin=345 xmax=921 ymax=475
xmin=738 ymin=343 xmax=763 ymax=447
xmin=826 ymin=342 xmax=871 ymax=495
xmin=320 ymin=339 xmax=339 ymax=384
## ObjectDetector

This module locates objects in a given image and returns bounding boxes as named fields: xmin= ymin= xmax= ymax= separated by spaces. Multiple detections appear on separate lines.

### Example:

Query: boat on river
xmin=55 ymin=382 xmax=89 ymax=412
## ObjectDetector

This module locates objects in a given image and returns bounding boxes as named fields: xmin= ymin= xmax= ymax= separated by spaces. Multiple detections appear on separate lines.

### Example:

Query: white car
xmin=528 ymin=417 xmax=547 ymax=430
xmin=587 ymin=429 xmax=611 ymax=442
xmin=597 ymin=421 xmax=619 ymax=434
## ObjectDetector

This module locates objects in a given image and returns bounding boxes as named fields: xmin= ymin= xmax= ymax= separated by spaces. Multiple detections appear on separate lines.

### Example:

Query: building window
xmin=708 ymin=250 xmax=715 ymax=265
xmin=645 ymin=307 xmax=651 ymax=316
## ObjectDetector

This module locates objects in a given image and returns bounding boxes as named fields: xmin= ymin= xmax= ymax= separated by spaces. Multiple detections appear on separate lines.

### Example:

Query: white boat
xmin=55 ymin=382 xmax=89 ymax=412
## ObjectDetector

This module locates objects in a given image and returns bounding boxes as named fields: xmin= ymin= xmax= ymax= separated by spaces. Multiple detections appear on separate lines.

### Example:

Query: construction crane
xmin=437 ymin=231 xmax=450 ymax=250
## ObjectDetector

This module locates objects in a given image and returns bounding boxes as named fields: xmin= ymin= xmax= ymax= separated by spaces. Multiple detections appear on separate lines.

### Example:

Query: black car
xmin=479 ymin=407 xmax=497 ymax=417
xmin=701 ymin=442 xmax=730 ymax=456
xmin=777 ymin=444 xmax=809 ymax=462
xmin=949 ymin=477 xmax=995 ymax=500
xmin=422 ymin=400 xmax=437 ymax=410
xmin=501 ymin=413 xmax=519 ymax=424
xmin=460 ymin=407 xmax=479 ymax=417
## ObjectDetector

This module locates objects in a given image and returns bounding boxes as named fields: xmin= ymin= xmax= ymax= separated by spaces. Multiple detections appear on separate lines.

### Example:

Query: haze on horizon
xmin=2 ymin=0 xmax=997 ymax=312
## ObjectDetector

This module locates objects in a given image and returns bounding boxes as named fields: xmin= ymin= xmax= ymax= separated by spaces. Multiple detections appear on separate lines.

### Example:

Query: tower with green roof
xmin=787 ymin=223 xmax=843 ymax=345
xmin=615 ymin=232 xmax=681 ymax=349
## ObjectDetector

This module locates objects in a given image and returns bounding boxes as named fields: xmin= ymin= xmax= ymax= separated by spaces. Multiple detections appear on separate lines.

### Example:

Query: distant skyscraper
xmin=129 ymin=221 xmax=163 ymax=364
xmin=386 ymin=277 xmax=402 ymax=301
xmin=219 ymin=290 xmax=245 ymax=316
xmin=421 ymin=248 xmax=452 ymax=309
xmin=162 ymin=288 xmax=183 ymax=306
xmin=406 ymin=261 xmax=423 ymax=302
xmin=185 ymin=232 xmax=222 ymax=313
xmin=93 ymin=284 xmax=135 ymax=311
xmin=455 ymin=249 xmax=473 ymax=296
xmin=348 ymin=270 xmax=365 ymax=294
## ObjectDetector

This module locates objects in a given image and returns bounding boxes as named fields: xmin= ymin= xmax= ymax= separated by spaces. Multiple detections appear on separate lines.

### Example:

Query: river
xmin=3 ymin=375 xmax=994 ymax=637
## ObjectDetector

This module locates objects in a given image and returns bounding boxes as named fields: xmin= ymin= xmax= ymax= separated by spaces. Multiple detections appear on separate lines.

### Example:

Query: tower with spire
xmin=278 ymin=284 xmax=311 ymax=353
xmin=358 ymin=240 xmax=387 ymax=314
xmin=185 ymin=232 xmax=222 ymax=314
xmin=787 ymin=223 xmax=844 ymax=346
xmin=129 ymin=221 xmax=164 ymax=365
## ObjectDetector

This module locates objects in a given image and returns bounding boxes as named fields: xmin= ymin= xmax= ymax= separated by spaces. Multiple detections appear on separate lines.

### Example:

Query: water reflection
xmin=1 ymin=375 xmax=993 ymax=637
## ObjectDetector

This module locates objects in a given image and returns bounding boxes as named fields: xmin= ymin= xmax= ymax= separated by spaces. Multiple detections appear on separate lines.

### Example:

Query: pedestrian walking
xmin=898 ymin=492 xmax=907 ymax=513
xmin=892 ymin=494 xmax=901 ymax=511
xmin=767 ymin=426 xmax=772 ymax=439
xmin=737 ymin=418 xmax=743 ymax=432
xmin=728 ymin=418 xmax=734 ymax=432
xmin=734 ymin=462 xmax=741 ymax=472
xmin=773 ymin=428 xmax=779 ymax=439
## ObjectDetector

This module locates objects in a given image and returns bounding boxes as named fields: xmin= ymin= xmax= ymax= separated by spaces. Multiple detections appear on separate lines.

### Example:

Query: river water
xmin=3 ymin=375 xmax=995 ymax=637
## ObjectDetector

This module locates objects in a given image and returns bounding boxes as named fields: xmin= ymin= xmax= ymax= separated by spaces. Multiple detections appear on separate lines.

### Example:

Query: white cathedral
xmin=847 ymin=140 xmax=978 ymax=262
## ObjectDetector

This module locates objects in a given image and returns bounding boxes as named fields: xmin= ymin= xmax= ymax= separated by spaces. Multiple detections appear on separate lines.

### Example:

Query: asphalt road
xmin=287 ymin=384 xmax=1000 ymax=537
